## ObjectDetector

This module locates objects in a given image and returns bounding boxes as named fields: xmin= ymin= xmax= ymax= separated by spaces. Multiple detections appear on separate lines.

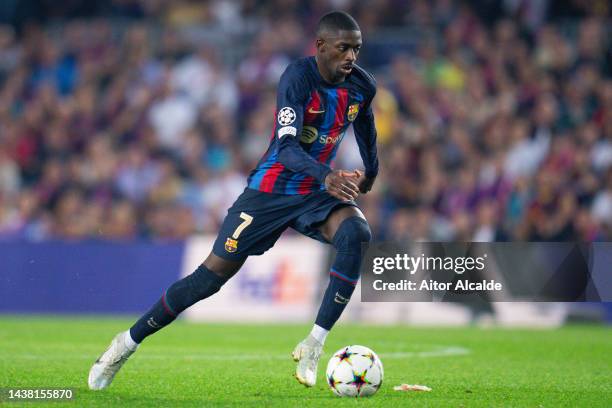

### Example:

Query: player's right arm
xmin=274 ymin=64 xmax=358 ymax=201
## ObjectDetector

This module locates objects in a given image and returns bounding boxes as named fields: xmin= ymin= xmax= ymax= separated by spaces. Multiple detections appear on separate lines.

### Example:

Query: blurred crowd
xmin=0 ymin=0 xmax=610 ymax=241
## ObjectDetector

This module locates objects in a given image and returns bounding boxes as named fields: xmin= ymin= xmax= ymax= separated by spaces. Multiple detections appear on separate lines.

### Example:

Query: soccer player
xmin=89 ymin=10 xmax=378 ymax=390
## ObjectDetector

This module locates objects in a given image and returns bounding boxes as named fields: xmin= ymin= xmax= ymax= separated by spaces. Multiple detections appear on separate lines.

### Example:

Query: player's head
xmin=315 ymin=11 xmax=362 ymax=83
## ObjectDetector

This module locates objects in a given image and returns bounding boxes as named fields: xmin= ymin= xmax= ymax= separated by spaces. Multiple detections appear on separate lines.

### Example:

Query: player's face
xmin=317 ymin=30 xmax=362 ymax=82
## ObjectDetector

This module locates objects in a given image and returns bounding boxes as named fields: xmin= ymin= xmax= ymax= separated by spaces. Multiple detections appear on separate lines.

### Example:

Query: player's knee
xmin=185 ymin=265 xmax=228 ymax=300
xmin=165 ymin=265 xmax=229 ymax=314
xmin=203 ymin=253 xmax=244 ymax=280
xmin=332 ymin=216 xmax=372 ymax=252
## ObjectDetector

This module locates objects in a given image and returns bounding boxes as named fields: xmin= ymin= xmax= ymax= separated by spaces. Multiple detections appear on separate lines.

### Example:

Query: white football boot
xmin=88 ymin=331 xmax=138 ymax=390
xmin=292 ymin=335 xmax=323 ymax=387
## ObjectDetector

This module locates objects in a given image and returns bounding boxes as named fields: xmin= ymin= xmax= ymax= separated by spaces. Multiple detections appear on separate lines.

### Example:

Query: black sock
xmin=314 ymin=273 xmax=356 ymax=330
xmin=314 ymin=217 xmax=371 ymax=330
xmin=129 ymin=265 xmax=227 ymax=343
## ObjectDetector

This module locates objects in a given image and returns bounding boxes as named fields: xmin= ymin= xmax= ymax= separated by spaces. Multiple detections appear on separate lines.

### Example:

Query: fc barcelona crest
xmin=225 ymin=237 xmax=238 ymax=253
xmin=347 ymin=104 xmax=360 ymax=122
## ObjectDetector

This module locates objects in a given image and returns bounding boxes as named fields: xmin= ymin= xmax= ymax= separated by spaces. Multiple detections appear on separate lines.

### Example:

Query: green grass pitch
xmin=1 ymin=316 xmax=610 ymax=407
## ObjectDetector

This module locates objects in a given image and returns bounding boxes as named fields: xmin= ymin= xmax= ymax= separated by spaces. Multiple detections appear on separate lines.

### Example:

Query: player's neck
xmin=315 ymin=55 xmax=345 ymax=85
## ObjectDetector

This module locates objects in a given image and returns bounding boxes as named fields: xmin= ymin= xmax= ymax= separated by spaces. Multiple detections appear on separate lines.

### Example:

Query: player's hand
xmin=350 ymin=169 xmax=376 ymax=194
xmin=324 ymin=170 xmax=360 ymax=201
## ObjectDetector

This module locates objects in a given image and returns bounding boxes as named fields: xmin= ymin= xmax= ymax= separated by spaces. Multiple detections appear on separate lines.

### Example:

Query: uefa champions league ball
xmin=326 ymin=345 xmax=384 ymax=397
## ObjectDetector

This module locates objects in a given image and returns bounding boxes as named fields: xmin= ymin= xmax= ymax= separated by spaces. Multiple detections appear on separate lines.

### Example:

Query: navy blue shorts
xmin=212 ymin=188 xmax=357 ymax=260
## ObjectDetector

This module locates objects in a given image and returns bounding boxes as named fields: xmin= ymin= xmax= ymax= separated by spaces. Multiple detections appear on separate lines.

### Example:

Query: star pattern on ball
xmin=327 ymin=374 xmax=339 ymax=390
xmin=351 ymin=370 xmax=370 ymax=393
xmin=337 ymin=348 xmax=353 ymax=363
xmin=360 ymin=352 xmax=376 ymax=364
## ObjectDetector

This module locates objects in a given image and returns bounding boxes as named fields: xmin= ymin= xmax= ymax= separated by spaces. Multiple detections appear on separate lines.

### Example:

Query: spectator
xmin=0 ymin=0 xmax=609 ymax=242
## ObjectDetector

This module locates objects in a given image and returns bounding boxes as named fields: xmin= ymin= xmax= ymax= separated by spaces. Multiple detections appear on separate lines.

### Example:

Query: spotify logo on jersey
xmin=300 ymin=126 xmax=318 ymax=143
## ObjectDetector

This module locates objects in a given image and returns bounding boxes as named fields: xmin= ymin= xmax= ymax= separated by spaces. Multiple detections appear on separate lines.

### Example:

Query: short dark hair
xmin=316 ymin=11 xmax=360 ymax=36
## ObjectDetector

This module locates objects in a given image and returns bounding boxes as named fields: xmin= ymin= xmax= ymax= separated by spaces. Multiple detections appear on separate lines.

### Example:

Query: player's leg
xmin=89 ymin=188 xmax=291 ymax=390
xmin=88 ymin=253 xmax=244 ymax=390
xmin=313 ymin=206 xmax=370 ymax=336
xmin=293 ymin=206 xmax=372 ymax=386
xmin=128 ymin=253 xmax=245 ymax=344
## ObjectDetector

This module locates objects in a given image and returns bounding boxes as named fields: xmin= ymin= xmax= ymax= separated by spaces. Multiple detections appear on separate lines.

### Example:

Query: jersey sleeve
xmin=353 ymin=86 xmax=379 ymax=178
xmin=275 ymin=65 xmax=332 ymax=184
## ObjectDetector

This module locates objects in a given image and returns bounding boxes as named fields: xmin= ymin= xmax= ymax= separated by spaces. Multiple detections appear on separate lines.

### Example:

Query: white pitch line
xmin=380 ymin=346 xmax=470 ymax=358
xmin=10 ymin=346 xmax=470 ymax=361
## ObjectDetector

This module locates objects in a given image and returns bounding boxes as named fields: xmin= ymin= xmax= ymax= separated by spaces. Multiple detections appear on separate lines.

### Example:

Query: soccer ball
xmin=326 ymin=345 xmax=383 ymax=397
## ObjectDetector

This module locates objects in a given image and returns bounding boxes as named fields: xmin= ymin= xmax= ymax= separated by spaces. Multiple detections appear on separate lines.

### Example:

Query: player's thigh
xmin=211 ymin=189 xmax=290 ymax=261
xmin=318 ymin=205 xmax=366 ymax=243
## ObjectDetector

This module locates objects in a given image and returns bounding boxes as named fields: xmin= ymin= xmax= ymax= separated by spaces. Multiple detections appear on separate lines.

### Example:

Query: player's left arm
xmin=352 ymin=89 xmax=379 ymax=194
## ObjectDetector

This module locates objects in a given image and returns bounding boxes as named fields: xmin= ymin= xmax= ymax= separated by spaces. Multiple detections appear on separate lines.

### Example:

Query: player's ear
xmin=316 ymin=38 xmax=326 ymax=52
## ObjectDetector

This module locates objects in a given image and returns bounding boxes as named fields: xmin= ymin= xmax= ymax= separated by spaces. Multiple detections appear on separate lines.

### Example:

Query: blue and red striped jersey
xmin=247 ymin=56 xmax=378 ymax=195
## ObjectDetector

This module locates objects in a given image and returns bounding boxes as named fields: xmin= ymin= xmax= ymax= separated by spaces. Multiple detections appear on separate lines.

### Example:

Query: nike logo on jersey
xmin=308 ymin=107 xmax=325 ymax=114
